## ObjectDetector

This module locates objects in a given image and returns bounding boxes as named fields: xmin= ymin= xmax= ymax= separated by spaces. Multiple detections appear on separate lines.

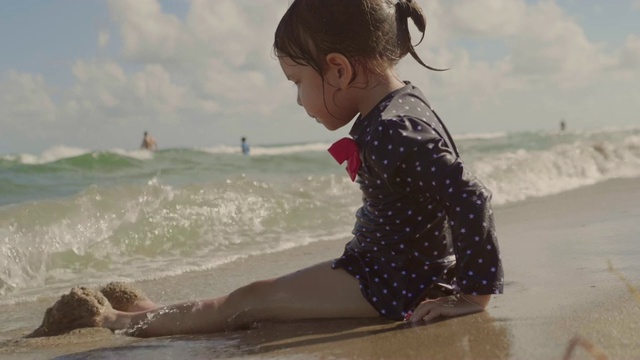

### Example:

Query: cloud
xmin=105 ymin=0 xmax=290 ymax=116
xmin=395 ymin=0 xmax=640 ymax=133
xmin=108 ymin=0 xmax=186 ymax=63
xmin=1 ymin=0 xmax=639 ymax=153
xmin=617 ymin=34 xmax=640 ymax=68
xmin=98 ymin=31 xmax=110 ymax=48
xmin=422 ymin=0 xmax=618 ymax=87
xmin=64 ymin=60 xmax=187 ymax=120
xmin=0 ymin=71 xmax=56 ymax=125
xmin=107 ymin=0 xmax=285 ymax=67
xmin=432 ymin=0 xmax=528 ymax=38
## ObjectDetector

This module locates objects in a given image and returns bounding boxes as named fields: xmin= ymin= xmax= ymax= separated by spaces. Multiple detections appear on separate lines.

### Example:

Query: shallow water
xmin=1 ymin=127 xmax=639 ymax=306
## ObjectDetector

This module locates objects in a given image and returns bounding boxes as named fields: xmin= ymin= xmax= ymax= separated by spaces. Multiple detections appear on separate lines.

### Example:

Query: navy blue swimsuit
xmin=331 ymin=83 xmax=504 ymax=321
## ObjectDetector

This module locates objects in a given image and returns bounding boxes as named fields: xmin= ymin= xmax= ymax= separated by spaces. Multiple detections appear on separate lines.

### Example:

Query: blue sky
xmin=1 ymin=0 xmax=639 ymax=154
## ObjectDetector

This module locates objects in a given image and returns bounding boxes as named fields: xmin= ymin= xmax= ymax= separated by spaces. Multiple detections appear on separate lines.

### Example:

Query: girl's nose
xmin=296 ymin=92 xmax=302 ymax=106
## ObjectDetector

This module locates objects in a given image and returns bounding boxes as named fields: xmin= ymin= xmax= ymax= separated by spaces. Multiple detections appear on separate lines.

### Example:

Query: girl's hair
xmin=273 ymin=0 xmax=442 ymax=82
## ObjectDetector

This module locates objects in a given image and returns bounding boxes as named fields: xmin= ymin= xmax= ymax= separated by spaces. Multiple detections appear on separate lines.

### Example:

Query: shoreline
xmin=2 ymin=176 xmax=640 ymax=359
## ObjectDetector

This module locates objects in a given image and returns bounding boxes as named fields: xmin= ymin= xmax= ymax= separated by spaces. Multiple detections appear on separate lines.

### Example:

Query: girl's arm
xmin=371 ymin=115 xmax=504 ymax=321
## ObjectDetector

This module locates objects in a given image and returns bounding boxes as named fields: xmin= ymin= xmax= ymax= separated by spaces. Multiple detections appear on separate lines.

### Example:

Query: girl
xmin=36 ymin=0 xmax=503 ymax=338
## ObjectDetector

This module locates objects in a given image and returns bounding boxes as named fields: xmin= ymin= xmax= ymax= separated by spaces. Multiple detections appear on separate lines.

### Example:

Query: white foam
xmin=473 ymin=135 xmax=640 ymax=205
xmin=11 ymin=145 xmax=89 ymax=164
xmin=454 ymin=132 xmax=508 ymax=140
xmin=109 ymin=148 xmax=155 ymax=160
xmin=199 ymin=142 xmax=332 ymax=156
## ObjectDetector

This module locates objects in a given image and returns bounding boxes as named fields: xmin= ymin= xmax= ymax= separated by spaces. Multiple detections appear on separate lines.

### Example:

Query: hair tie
xmin=395 ymin=0 xmax=413 ymax=19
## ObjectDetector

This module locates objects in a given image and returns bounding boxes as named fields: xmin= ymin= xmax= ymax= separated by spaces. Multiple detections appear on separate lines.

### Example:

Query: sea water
xmin=1 ymin=127 xmax=640 ymax=305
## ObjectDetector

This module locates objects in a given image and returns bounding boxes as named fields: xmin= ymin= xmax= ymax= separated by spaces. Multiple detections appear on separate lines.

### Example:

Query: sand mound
xmin=26 ymin=287 xmax=111 ymax=338
xmin=99 ymin=282 xmax=148 ymax=312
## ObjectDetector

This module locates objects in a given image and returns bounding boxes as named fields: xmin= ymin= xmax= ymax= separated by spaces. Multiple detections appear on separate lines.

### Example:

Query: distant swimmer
xmin=141 ymin=131 xmax=158 ymax=151
xmin=241 ymin=137 xmax=250 ymax=155
xmin=560 ymin=120 xmax=566 ymax=132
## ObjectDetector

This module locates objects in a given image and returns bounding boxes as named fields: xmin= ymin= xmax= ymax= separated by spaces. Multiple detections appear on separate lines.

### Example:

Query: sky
xmin=1 ymin=0 xmax=639 ymax=154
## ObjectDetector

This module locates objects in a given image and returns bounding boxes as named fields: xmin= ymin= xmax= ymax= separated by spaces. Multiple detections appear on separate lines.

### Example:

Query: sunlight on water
xmin=1 ymin=127 xmax=639 ymax=304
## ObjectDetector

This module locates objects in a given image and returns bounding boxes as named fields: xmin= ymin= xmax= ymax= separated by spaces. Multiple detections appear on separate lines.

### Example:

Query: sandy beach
xmin=2 ymin=177 xmax=639 ymax=359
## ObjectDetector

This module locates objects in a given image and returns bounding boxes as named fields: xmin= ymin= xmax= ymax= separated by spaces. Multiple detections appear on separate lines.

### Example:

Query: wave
xmin=0 ymin=145 xmax=154 ymax=166
xmin=472 ymin=133 xmax=640 ymax=204
xmin=0 ymin=142 xmax=333 ymax=169
xmin=1 ymin=127 xmax=640 ymax=303
xmin=0 ymin=174 xmax=358 ymax=304
xmin=199 ymin=142 xmax=333 ymax=156
xmin=453 ymin=131 xmax=508 ymax=140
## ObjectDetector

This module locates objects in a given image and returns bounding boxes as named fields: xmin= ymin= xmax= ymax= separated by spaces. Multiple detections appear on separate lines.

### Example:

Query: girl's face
xmin=279 ymin=57 xmax=356 ymax=131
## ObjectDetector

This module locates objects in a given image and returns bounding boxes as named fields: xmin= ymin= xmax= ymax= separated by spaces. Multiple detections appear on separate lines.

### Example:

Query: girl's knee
xmin=224 ymin=280 xmax=277 ymax=329
xmin=231 ymin=279 xmax=274 ymax=302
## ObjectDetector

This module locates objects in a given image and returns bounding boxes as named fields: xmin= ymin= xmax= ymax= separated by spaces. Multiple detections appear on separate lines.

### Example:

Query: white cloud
xmin=423 ymin=0 xmax=618 ymax=86
xmin=511 ymin=2 xmax=615 ymax=85
xmin=0 ymin=71 xmax=56 ymax=125
xmin=393 ymin=0 xmax=640 ymax=133
xmin=618 ymin=34 xmax=640 ymax=68
xmin=104 ymin=0 xmax=290 ymax=120
xmin=435 ymin=0 xmax=528 ymax=38
xmin=108 ymin=0 xmax=186 ymax=62
xmin=1 ymin=0 xmax=639 ymax=152
xmin=65 ymin=60 xmax=187 ymax=120
xmin=98 ymin=31 xmax=110 ymax=48
xmin=107 ymin=0 xmax=285 ymax=67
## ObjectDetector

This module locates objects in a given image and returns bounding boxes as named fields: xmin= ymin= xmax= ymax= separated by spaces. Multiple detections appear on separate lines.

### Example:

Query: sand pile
xmin=26 ymin=282 xmax=150 ymax=338
xmin=26 ymin=287 xmax=111 ymax=338
xmin=99 ymin=282 xmax=150 ymax=312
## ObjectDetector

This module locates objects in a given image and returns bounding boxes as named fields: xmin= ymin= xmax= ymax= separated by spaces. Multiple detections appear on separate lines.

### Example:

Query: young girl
xmin=37 ymin=0 xmax=503 ymax=338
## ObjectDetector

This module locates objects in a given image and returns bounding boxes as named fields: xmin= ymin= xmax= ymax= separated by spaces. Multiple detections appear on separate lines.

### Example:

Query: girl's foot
xmin=26 ymin=287 xmax=111 ymax=338
xmin=99 ymin=282 xmax=158 ymax=312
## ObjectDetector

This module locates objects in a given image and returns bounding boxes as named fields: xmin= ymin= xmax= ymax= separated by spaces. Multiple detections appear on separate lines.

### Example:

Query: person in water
xmin=36 ymin=0 xmax=503 ymax=338
xmin=241 ymin=137 xmax=250 ymax=155
xmin=140 ymin=131 xmax=158 ymax=151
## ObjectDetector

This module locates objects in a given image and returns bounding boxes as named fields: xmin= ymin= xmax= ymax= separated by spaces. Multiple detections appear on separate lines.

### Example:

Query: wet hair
xmin=273 ymin=0 xmax=443 ymax=82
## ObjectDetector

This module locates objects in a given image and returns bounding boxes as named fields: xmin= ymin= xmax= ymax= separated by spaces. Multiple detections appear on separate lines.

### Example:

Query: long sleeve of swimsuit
xmin=368 ymin=115 xmax=504 ymax=296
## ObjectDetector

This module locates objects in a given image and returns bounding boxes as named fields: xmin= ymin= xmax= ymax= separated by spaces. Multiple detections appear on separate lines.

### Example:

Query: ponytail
xmin=395 ymin=0 xmax=446 ymax=71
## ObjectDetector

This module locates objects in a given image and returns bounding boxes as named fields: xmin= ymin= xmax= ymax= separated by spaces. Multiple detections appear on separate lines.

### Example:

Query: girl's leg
xmin=101 ymin=260 xmax=379 ymax=337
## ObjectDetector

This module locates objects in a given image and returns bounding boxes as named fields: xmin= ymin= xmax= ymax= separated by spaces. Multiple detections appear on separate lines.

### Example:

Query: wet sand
xmin=1 ymin=177 xmax=639 ymax=359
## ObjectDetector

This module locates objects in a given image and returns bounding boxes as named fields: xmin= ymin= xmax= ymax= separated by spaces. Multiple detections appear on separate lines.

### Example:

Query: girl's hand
xmin=407 ymin=294 xmax=490 ymax=323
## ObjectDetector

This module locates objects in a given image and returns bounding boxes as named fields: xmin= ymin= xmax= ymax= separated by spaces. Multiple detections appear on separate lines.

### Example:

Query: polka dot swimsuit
xmin=331 ymin=83 xmax=504 ymax=321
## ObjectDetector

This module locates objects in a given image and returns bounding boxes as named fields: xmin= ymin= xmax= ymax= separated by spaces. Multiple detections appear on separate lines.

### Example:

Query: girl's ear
xmin=325 ymin=53 xmax=352 ymax=89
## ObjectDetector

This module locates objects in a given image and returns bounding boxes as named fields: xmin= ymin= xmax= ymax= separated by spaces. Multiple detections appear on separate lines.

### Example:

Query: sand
xmin=98 ymin=282 xmax=153 ymax=312
xmin=24 ymin=282 xmax=151 ymax=339
xmin=1 ymin=177 xmax=640 ymax=359
xmin=25 ymin=287 xmax=111 ymax=339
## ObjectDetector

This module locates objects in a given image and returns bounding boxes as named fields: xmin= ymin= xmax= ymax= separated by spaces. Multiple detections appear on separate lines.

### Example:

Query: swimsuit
xmin=332 ymin=83 xmax=504 ymax=320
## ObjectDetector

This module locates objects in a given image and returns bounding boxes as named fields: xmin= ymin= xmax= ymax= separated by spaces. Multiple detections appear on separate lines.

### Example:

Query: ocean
xmin=1 ymin=127 xmax=640 ymax=309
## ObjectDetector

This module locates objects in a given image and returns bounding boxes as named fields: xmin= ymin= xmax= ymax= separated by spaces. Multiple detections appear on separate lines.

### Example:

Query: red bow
xmin=328 ymin=137 xmax=361 ymax=181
